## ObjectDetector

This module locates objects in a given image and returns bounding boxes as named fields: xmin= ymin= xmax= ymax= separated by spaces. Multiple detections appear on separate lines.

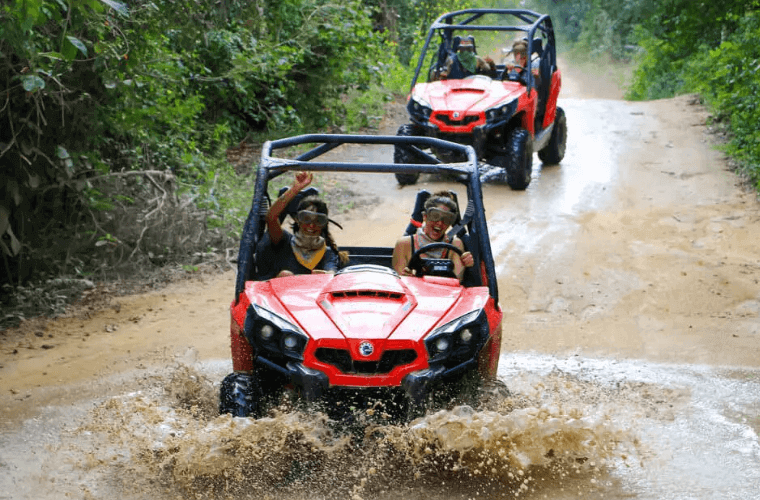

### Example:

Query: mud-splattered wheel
xmin=538 ymin=106 xmax=567 ymax=165
xmin=219 ymin=371 xmax=262 ymax=417
xmin=493 ymin=127 xmax=533 ymax=190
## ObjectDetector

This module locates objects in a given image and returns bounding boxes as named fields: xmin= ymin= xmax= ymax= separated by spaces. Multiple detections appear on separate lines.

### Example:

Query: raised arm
xmin=265 ymin=171 xmax=313 ymax=245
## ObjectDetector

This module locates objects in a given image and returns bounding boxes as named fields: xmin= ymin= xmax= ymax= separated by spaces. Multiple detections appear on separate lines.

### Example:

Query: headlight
xmin=408 ymin=96 xmax=432 ymax=121
xmin=283 ymin=334 xmax=299 ymax=350
xmin=424 ymin=310 xmax=487 ymax=365
xmin=460 ymin=329 xmax=474 ymax=343
xmin=260 ymin=324 xmax=275 ymax=340
xmin=485 ymin=99 xmax=517 ymax=124
xmin=247 ymin=304 xmax=308 ymax=360
xmin=434 ymin=337 xmax=451 ymax=353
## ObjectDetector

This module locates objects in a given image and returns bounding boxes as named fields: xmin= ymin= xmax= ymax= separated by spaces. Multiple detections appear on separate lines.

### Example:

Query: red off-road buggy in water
xmin=220 ymin=135 xmax=504 ymax=423
xmin=395 ymin=8 xmax=567 ymax=190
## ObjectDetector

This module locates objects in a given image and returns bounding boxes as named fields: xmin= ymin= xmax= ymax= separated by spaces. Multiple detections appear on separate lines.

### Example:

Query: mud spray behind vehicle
xmin=220 ymin=134 xmax=505 ymax=423
xmin=395 ymin=8 xmax=567 ymax=190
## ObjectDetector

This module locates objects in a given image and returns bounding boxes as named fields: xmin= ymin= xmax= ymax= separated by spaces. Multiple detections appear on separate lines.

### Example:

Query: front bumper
xmin=414 ymin=120 xmax=493 ymax=160
xmin=256 ymin=355 xmax=478 ymax=406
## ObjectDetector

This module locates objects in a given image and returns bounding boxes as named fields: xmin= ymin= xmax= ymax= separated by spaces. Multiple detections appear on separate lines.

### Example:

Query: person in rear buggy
xmin=505 ymin=39 xmax=540 ymax=86
xmin=392 ymin=191 xmax=474 ymax=283
xmin=256 ymin=171 xmax=348 ymax=280
xmin=439 ymin=38 xmax=496 ymax=79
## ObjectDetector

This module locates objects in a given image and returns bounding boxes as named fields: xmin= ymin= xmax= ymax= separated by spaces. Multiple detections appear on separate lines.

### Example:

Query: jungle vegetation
xmin=532 ymin=0 xmax=760 ymax=188
xmin=1 ymin=0 xmax=759 ymax=325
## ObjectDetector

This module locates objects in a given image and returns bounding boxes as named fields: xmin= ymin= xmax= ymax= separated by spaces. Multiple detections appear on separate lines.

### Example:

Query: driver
xmin=392 ymin=191 xmax=474 ymax=282
xmin=505 ymin=39 xmax=540 ymax=85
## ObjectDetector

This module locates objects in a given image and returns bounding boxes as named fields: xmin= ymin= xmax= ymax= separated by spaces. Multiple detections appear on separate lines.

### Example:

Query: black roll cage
xmin=410 ymin=8 xmax=556 ymax=95
xmin=234 ymin=134 xmax=500 ymax=303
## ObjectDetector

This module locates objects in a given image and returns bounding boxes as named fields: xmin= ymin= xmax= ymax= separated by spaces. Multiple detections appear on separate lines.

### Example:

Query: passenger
xmin=392 ymin=191 xmax=473 ymax=282
xmin=505 ymin=39 xmax=540 ymax=84
xmin=255 ymin=171 xmax=348 ymax=279
xmin=440 ymin=38 xmax=495 ymax=79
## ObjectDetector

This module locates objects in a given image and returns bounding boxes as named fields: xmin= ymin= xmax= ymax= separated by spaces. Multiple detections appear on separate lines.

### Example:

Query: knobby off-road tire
xmin=219 ymin=371 xmax=262 ymax=417
xmin=538 ymin=106 xmax=567 ymax=165
xmin=493 ymin=127 xmax=533 ymax=190
xmin=394 ymin=124 xmax=422 ymax=185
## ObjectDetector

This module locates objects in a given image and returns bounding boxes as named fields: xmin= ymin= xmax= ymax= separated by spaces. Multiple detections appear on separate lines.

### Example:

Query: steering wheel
xmin=407 ymin=242 xmax=463 ymax=278
xmin=500 ymin=65 xmax=525 ymax=82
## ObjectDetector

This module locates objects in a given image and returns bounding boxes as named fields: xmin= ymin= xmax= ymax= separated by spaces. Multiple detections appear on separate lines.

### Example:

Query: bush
xmin=683 ymin=11 xmax=760 ymax=187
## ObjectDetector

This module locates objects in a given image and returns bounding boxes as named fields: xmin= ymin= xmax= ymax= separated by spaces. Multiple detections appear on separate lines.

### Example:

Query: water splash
xmin=73 ymin=363 xmax=631 ymax=500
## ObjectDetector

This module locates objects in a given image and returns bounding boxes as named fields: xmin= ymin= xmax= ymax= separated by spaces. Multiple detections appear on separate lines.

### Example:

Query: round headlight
xmin=460 ymin=329 xmax=473 ymax=343
xmin=260 ymin=324 xmax=275 ymax=341
xmin=435 ymin=337 xmax=451 ymax=352
xmin=283 ymin=334 xmax=299 ymax=350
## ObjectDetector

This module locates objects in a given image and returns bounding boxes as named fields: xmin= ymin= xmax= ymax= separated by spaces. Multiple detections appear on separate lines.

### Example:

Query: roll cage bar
xmin=409 ymin=8 xmax=556 ymax=94
xmin=234 ymin=134 xmax=500 ymax=303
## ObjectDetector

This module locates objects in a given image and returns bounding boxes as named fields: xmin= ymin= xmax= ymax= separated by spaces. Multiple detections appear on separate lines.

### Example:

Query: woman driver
xmin=392 ymin=191 xmax=474 ymax=282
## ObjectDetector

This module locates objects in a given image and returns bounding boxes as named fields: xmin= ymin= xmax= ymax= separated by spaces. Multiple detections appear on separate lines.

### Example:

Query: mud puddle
xmin=2 ymin=352 xmax=757 ymax=500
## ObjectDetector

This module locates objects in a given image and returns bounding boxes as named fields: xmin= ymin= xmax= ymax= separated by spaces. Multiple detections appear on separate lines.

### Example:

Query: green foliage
xmin=683 ymin=11 xmax=760 ymax=187
xmin=1 ymin=0 xmax=130 ymax=283
xmin=0 ymin=0 xmax=398 ymax=288
xmin=625 ymin=0 xmax=755 ymax=100
xmin=530 ymin=0 xmax=656 ymax=59
xmin=624 ymin=25 xmax=688 ymax=100
xmin=531 ymin=0 xmax=760 ymax=187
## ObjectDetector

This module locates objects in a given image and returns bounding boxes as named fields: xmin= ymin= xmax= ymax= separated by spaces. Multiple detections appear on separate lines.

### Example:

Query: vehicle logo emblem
xmin=359 ymin=341 xmax=374 ymax=357
xmin=453 ymin=112 xmax=460 ymax=119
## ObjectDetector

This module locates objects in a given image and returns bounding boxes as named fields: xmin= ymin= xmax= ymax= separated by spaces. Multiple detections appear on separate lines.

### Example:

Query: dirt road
xmin=1 ymin=61 xmax=759 ymax=499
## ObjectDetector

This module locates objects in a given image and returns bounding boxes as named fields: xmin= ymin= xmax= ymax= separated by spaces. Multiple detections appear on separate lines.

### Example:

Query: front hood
xmin=414 ymin=76 xmax=523 ymax=115
xmin=246 ymin=269 xmax=478 ymax=343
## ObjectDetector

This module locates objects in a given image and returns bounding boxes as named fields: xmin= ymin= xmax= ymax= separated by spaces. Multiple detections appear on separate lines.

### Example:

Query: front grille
xmin=434 ymin=114 xmax=480 ymax=126
xmin=315 ymin=348 xmax=418 ymax=374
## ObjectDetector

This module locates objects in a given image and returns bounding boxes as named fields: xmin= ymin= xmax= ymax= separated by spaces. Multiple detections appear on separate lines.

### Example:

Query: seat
xmin=531 ymin=38 xmax=543 ymax=57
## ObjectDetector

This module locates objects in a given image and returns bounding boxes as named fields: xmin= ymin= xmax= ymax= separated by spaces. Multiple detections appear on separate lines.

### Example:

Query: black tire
xmin=538 ymin=106 xmax=567 ymax=165
xmin=219 ymin=371 xmax=262 ymax=417
xmin=495 ymin=127 xmax=532 ymax=190
xmin=394 ymin=124 xmax=421 ymax=185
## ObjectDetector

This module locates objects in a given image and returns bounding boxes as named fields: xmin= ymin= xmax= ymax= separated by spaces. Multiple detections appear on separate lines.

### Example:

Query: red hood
xmin=245 ymin=269 xmax=488 ymax=342
xmin=413 ymin=76 xmax=523 ymax=115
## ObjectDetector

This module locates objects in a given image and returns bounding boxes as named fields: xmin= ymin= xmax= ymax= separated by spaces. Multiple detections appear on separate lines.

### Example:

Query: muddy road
xmin=1 ymin=63 xmax=760 ymax=499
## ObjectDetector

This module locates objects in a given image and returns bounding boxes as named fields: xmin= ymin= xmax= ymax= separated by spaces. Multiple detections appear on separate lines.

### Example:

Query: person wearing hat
xmin=440 ymin=37 xmax=495 ymax=79
xmin=505 ymin=39 xmax=540 ymax=85
xmin=255 ymin=171 xmax=348 ymax=279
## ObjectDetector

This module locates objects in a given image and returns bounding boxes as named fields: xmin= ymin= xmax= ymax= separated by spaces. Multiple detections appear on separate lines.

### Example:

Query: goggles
xmin=425 ymin=207 xmax=456 ymax=225
xmin=297 ymin=210 xmax=328 ymax=227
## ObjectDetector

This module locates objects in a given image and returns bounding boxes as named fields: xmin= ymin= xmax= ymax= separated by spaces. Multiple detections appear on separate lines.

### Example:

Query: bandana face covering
xmin=291 ymin=231 xmax=326 ymax=270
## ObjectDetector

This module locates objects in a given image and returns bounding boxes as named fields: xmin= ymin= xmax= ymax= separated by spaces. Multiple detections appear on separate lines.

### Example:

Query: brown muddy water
xmin=2 ymin=353 xmax=758 ymax=500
